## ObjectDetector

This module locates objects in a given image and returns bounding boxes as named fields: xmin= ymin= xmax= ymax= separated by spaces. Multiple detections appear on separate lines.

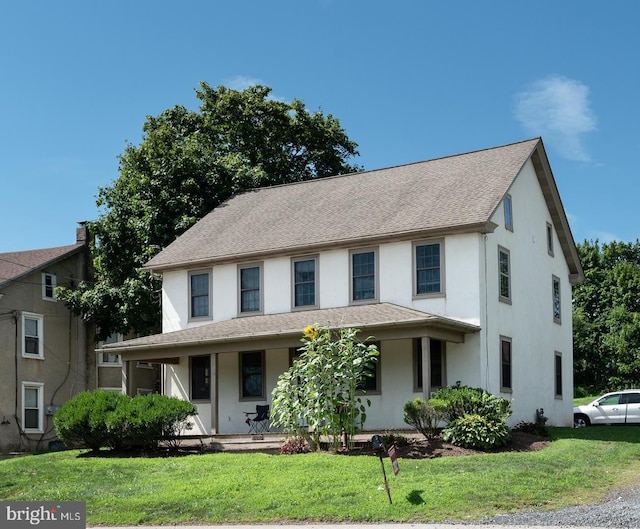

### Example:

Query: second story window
xmin=239 ymin=264 xmax=262 ymax=314
xmin=414 ymin=240 xmax=444 ymax=297
xmin=42 ymin=272 xmax=56 ymax=301
xmin=498 ymin=246 xmax=511 ymax=303
xmin=350 ymin=249 xmax=377 ymax=303
xmin=504 ymin=194 xmax=513 ymax=231
xmin=22 ymin=312 xmax=44 ymax=359
xmin=189 ymin=271 xmax=210 ymax=319
xmin=552 ymin=275 xmax=562 ymax=324
xmin=292 ymin=257 xmax=317 ymax=309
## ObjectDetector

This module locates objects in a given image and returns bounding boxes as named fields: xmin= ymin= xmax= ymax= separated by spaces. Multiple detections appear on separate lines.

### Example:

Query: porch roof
xmin=101 ymin=303 xmax=480 ymax=362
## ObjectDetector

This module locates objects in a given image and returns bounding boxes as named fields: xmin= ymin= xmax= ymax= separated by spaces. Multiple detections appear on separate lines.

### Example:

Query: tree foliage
xmin=270 ymin=325 xmax=379 ymax=451
xmin=57 ymin=83 xmax=361 ymax=340
xmin=573 ymin=240 xmax=640 ymax=392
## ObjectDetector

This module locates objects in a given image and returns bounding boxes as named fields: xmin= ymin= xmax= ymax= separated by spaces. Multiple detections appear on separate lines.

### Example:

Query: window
xmin=350 ymin=249 xmax=377 ymax=302
xmin=240 ymin=351 xmax=265 ymax=399
xmin=191 ymin=355 xmax=211 ymax=400
xmin=357 ymin=343 xmax=380 ymax=394
xmin=552 ymin=275 xmax=561 ymax=324
xmin=414 ymin=338 xmax=445 ymax=392
xmin=22 ymin=382 xmax=44 ymax=433
xmin=546 ymin=222 xmax=554 ymax=256
xmin=22 ymin=312 xmax=44 ymax=359
xmin=504 ymin=194 xmax=513 ymax=231
xmin=98 ymin=333 xmax=122 ymax=366
xmin=292 ymin=257 xmax=318 ymax=309
xmin=500 ymin=336 xmax=512 ymax=391
xmin=189 ymin=271 xmax=211 ymax=319
xmin=136 ymin=361 xmax=155 ymax=369
xmin=414 ymin=240 xmax=444 ymax=297
xmin=137 ymin=388 xmax=154 ymax=395
xmin=239 ymin=264 xmax=262 ymax=314
xmin=498 ymin=246 xmax=511 ymax=303
xmin=554 ymin=352 xmax=563 ymax=398
xmin=42 ymin=272 xmax=56 ymax=301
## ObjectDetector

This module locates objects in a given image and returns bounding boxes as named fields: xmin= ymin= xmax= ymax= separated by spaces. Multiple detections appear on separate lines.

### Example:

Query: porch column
xmin=121 ymin=361 xmax=128 ymax=395
xmin=420 ymin=336 xmax=431 ymax=401
xmin=210 ymin=353 xmax=218 ymax=434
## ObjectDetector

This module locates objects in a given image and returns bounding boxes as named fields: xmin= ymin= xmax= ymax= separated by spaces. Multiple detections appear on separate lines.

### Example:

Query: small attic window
xmin=504 ymin=194 xmax=513 ymax=232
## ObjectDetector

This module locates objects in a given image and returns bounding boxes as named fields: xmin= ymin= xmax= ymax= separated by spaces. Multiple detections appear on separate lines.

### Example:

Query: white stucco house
xmin=104 ymin=137 xmax=584 ymax=434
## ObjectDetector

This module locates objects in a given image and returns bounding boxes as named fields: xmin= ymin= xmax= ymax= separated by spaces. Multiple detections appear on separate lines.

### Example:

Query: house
xmin=0 ymin=225 xmax=160 ymax=452
xmin=102 ymin=138 xmax=584 ymax=435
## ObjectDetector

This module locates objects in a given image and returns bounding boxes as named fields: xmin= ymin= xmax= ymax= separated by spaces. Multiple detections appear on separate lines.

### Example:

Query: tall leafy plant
xmin=271 ymin=325 xmax=379 ymax=450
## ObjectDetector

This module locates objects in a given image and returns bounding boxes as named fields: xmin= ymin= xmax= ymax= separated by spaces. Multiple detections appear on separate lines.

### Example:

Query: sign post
xmin=371 ymin=434 xmax=393 ymax=505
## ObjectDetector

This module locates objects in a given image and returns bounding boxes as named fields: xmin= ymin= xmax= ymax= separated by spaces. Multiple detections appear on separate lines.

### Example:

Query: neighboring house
xmin=0 ymin=225 xmax=160 ymax=452
xmin=103 ymin=138 xmax=584 ymax=435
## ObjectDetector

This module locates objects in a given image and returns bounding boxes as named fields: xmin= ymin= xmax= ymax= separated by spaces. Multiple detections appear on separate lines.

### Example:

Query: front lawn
xmin=1 ymin=426 xmax=639 ymax=525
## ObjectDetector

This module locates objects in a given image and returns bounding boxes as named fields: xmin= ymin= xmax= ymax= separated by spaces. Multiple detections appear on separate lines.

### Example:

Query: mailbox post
xmin=371 ymin=434 xmax=392 ymax=504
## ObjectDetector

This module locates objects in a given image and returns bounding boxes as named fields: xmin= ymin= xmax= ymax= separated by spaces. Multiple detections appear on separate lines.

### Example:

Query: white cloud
xmin=224 ymin=75 xmax=265 ymax=91
xmin=515 ymin=76 xmax=597 ymax=162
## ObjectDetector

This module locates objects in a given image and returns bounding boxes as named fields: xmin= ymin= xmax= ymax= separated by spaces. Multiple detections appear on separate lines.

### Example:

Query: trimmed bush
xmin=54 ymin=391 xmax=197 ymax=452
xmin=403 ymin=398 xmax=443 ymax=440
xmin=53 ymin=390 xmax=127 ymax=451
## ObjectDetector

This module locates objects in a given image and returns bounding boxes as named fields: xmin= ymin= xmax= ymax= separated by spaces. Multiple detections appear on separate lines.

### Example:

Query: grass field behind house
xmin=1 ymin=426 xmax=639 ymax=525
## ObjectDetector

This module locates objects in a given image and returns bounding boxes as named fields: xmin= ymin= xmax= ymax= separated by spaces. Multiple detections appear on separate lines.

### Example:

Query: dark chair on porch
xmin=244 ymin=405 xmax=270 ymax=434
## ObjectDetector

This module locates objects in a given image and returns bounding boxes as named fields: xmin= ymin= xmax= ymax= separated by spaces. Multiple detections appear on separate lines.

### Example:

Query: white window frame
xmin=22 ymin=312 xmax=44 ymax=359
xmin=22 ymin=382 xmax=44 ymax=433
xmin=188 ymin=270 xmax=212 ymax=321
xmin=413 ymin=239 xmax=445 ymax=298
xmin=552 ymin=275 xmax=562 ymax=324
xmin=238 ymin=263 xmax=263 ymax=315
xmin=42 ymin=272 xmax=57 ymax=301
xmin=349 ymin=247 xmax=379 ymax=304
xmin=291 ymin=256 xmax=319 ymax=310
xmin=98 ymin=333 xmax=123 ymax=366
xmin=504 ymin=193 xmax=513 ymax=231
xmin=498 ymin=246 xmax=511 ymax=304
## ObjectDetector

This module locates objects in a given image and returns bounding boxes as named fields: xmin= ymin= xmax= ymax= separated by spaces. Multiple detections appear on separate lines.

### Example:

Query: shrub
xmin=53 ymin=390 xmax=127 ymax=451
xmin=441 ymin=413 xmax=510 ymax=450
xmin=403 ymin=398 xmax=443 ymax=440
xmin=54 ymin=391 xmax=197 ymax=452
xmin=280 ymin=436 xmax=311 ymax=455
xmin=429 ymin=385 xmax=511 ymax=423
xmin=106 ymin=394 xmax=197 ymax=450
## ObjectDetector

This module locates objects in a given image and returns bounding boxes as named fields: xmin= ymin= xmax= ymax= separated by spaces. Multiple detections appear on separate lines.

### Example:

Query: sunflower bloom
xmin=303 ymin=325 xmax=318 ymax=340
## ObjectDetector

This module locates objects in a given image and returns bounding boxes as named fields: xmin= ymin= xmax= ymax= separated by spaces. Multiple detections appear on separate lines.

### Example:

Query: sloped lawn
xmin=1 ymin=426 xmax=639 ymax=525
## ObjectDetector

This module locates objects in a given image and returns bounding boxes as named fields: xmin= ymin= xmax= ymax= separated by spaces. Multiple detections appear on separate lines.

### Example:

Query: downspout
xmin=483 ymin=234 xmax=490 ymax=389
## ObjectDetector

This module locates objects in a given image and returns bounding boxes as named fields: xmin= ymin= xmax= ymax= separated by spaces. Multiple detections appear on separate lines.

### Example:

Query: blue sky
xmin=1 ymin=1 xmax=638 ymax=252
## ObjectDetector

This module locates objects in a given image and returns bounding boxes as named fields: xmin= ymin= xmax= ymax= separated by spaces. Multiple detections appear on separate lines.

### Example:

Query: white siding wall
xmin=482 ymin=159 xmax=574 ymax=426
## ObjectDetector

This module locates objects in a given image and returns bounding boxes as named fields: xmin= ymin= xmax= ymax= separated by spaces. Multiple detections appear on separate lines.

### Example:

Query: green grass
xmin=1 ymin=427 xmax=639 ymax=525
xmin=574 ymin=395 xmax=599 ymax=406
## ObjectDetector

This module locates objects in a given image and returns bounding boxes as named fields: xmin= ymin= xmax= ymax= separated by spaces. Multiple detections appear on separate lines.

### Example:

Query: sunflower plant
xmin=271 ymin=325 xmax=379 ymax=450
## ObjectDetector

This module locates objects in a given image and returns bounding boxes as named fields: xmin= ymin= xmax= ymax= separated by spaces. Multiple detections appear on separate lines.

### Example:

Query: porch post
xmin=210 ymin=353 xmax=218 ymax=434
xmin=420 ymin=336 xmax=431 ymax=401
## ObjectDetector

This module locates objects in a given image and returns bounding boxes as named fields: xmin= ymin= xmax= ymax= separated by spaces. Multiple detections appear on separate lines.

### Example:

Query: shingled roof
xmin=100 ymin=302 xmax=480 ymax=360
xmin=145 ymin=138 xmax=582 ymax=281
xmin=0 ymin=243 xmax=84 ymax=289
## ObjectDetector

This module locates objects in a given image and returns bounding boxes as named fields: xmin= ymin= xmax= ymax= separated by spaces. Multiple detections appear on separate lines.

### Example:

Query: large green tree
xmin=573 ymin=240 xmax=640 ymax=392
xmin=58 ymin=83 xmax=361 ymax=340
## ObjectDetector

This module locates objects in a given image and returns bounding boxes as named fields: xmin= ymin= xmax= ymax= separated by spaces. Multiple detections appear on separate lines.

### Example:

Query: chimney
xmin=76 ymin=222 xmax=89 ymax=245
